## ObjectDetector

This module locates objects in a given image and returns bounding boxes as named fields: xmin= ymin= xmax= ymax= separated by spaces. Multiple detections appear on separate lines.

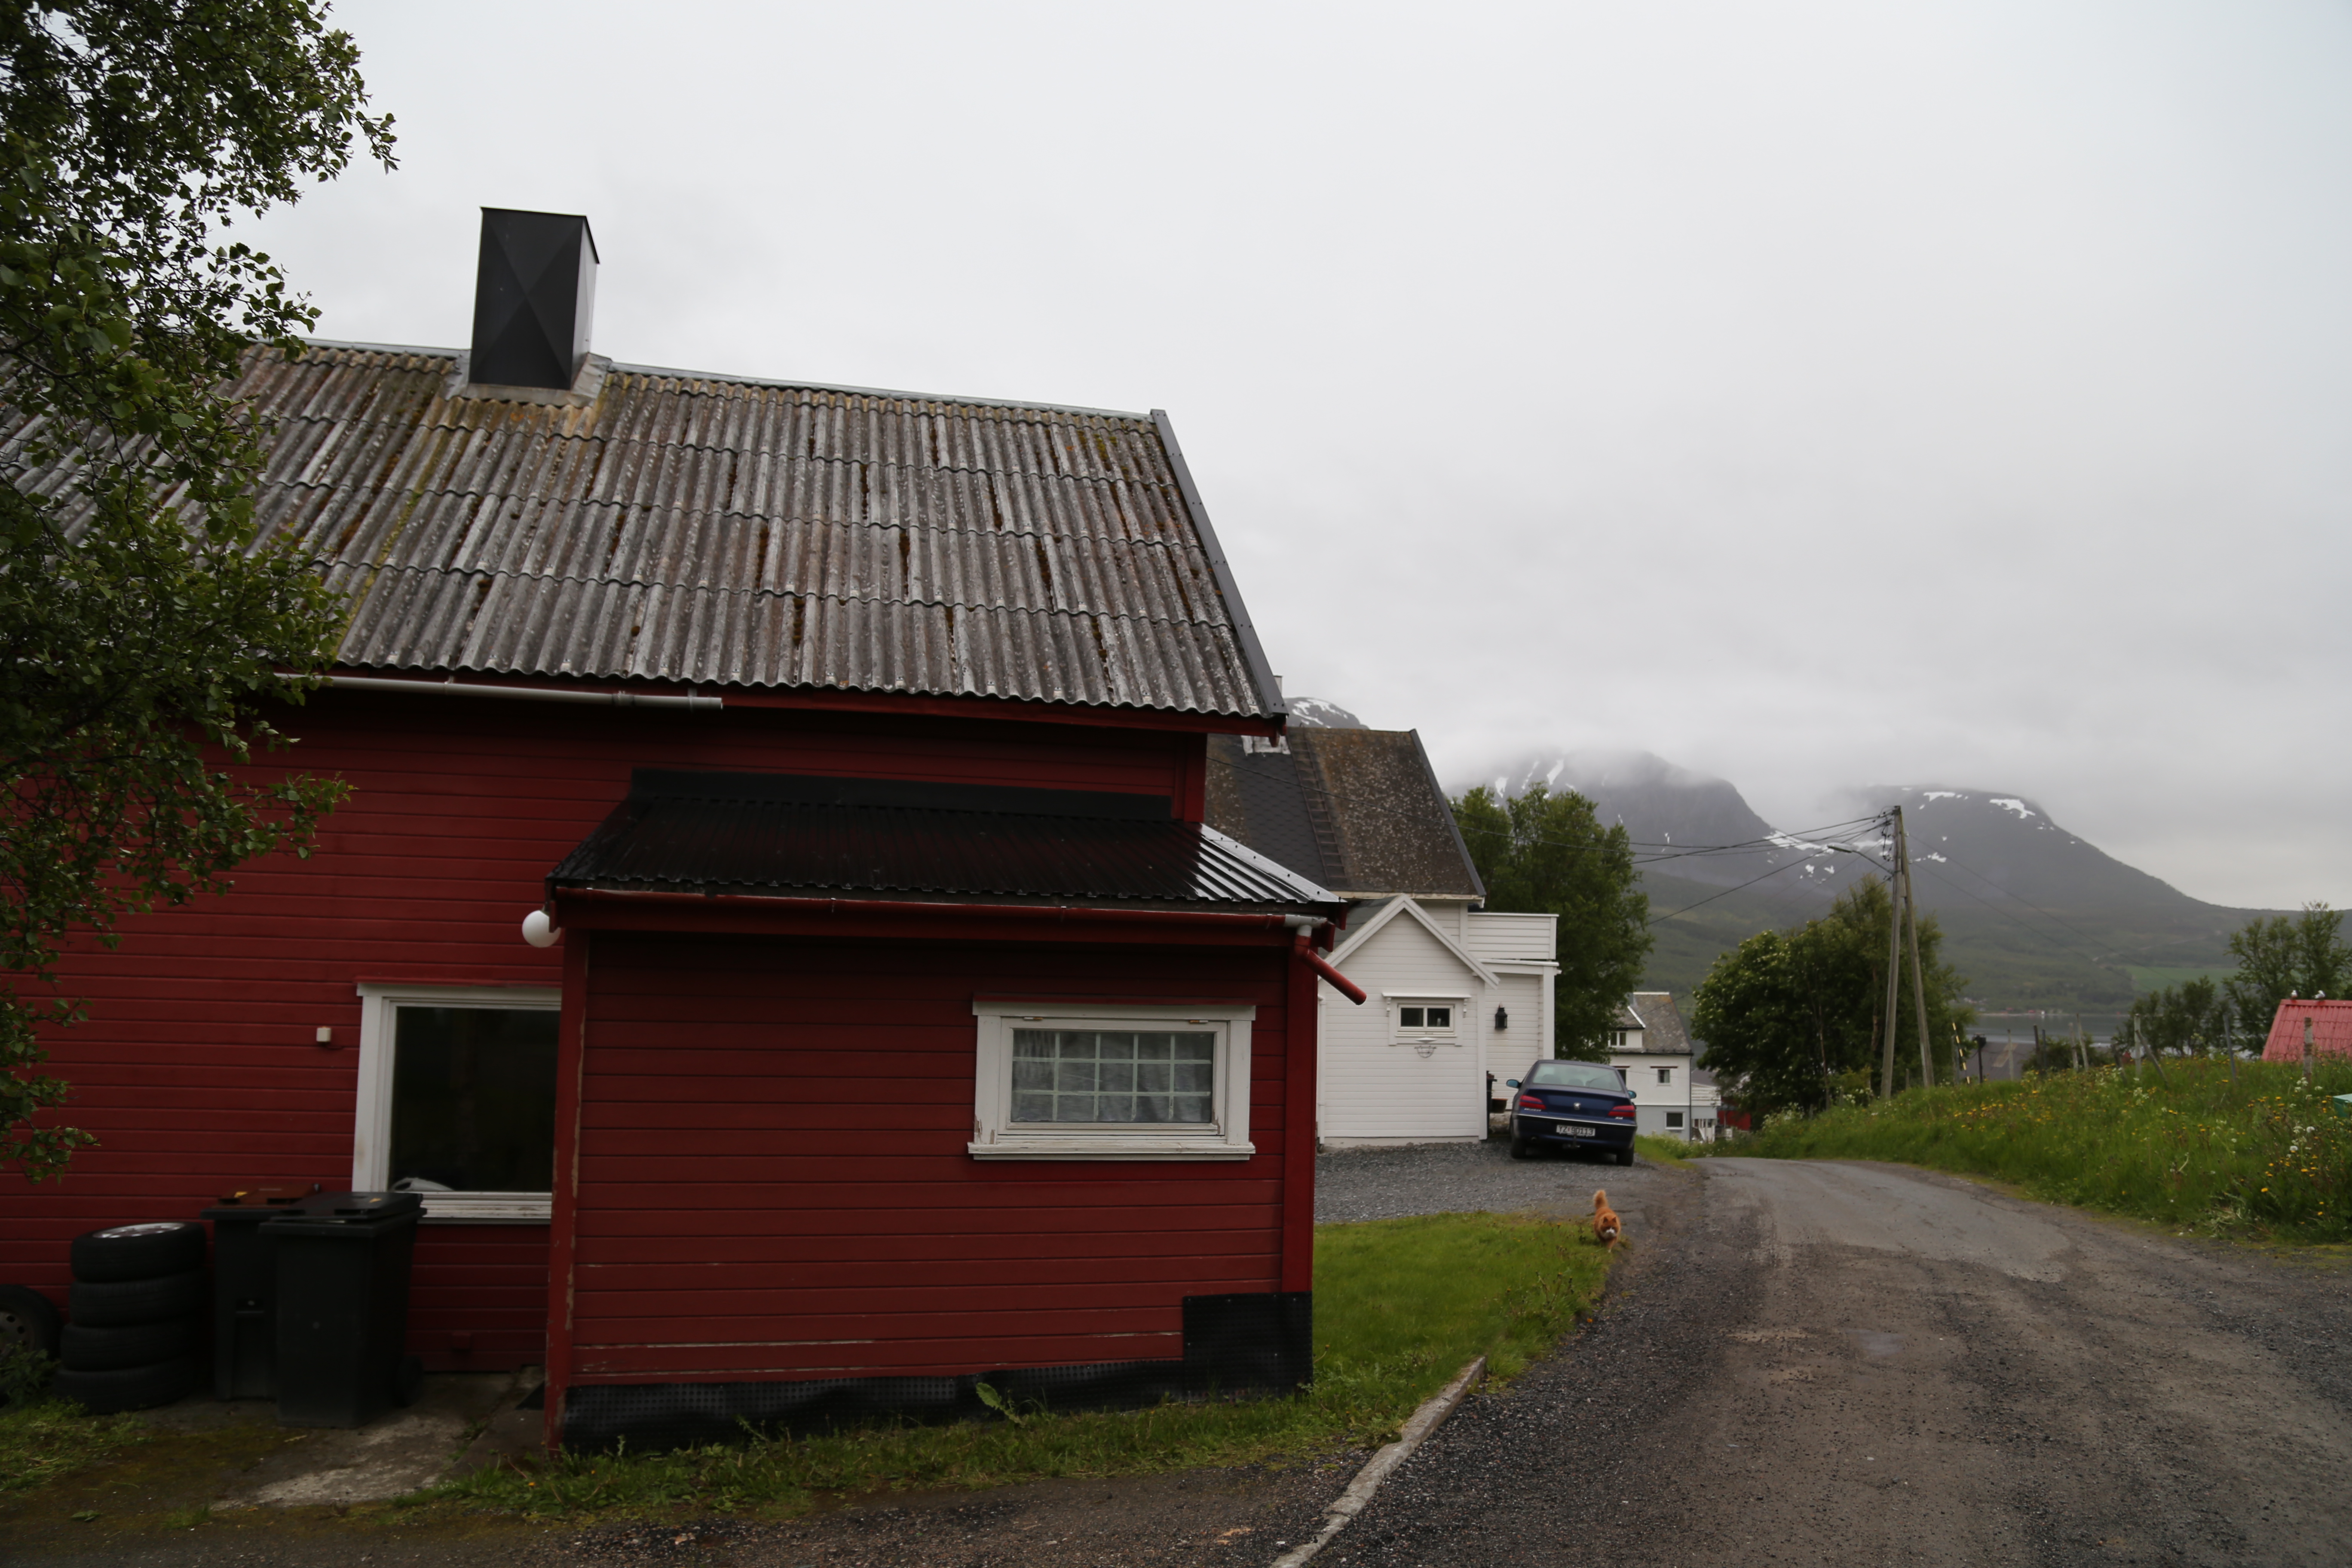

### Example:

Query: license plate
xmin=1565 ymin=1125 xmax=1595 ymax=1137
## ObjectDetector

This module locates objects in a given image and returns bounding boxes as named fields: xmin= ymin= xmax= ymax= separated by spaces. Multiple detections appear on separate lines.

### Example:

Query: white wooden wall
xmin=1317 ymin=903 xmax=1558 ymax=1147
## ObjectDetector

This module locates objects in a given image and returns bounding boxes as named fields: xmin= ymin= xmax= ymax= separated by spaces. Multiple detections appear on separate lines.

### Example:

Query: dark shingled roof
xmin=552 ymin=770 xmax=1338 ymax=912
xmin=1622 ymin=992 xmax=1693 ymax=1055
xmin=1205 ymin=729 xmax=1481 ymax=900
xmin=12 ymin=343 xmax=1283 ymax=719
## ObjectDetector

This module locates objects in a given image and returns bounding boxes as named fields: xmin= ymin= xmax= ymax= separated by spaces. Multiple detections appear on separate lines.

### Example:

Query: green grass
xmin=1743 ymin=1058 xmax=2352 ymax=1240
xmin=0 ymin=1399 xmax=152 ymax=1496
xmin=435 ymin=1212 xmax=1614 ymax=1520
xmin=1633 ymin=1134 xmax=1696 ymax=1166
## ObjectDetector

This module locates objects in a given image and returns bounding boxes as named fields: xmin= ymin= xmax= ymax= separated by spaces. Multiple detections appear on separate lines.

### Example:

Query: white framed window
xmin=1656 ymin=1066 xmax=1674 ymax=1085
xmin=1666 ymin=1110 xmax=1685 ymax=1129
xmin=970 ymin=1000 xmax=1257 ymax=1161
xmin=354 ymin=983 xmax=562 ymax=1221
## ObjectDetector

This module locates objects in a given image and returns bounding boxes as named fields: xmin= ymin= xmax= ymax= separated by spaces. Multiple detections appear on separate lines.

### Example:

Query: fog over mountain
xmin=1439 ymin=745 xmax=2276 ymax=1014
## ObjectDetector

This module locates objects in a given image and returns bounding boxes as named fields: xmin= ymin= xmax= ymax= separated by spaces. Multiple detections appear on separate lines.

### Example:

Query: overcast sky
xmin=245 ymin=0 xmax=2352 ymax=910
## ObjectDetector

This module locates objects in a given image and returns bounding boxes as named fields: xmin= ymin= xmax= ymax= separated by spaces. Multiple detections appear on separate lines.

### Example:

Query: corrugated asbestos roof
xmin=550 ymin=793 xmax=1338 ymax=910
xmin=11 ymin=343 xmax=1280 ymax=717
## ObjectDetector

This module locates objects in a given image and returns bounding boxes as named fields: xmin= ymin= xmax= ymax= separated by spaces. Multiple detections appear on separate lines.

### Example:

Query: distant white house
xmin=1606 ymin=992 xmax=1714 ymax=1141
xmin=1206 ymin=725 xmax=1558 ymax=1146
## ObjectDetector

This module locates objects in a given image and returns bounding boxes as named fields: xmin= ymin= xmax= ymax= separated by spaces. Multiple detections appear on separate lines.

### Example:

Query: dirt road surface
xmin=1342 ymin=1158 xmax=2352 ymax=1567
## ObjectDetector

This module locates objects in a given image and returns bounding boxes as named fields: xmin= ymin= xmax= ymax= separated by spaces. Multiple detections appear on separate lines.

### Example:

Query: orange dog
xmin=1592 ymin=1189 xmax=1623 ymax=1249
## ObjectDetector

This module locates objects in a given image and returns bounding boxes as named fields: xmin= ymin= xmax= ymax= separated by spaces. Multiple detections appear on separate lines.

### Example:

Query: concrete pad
xmin=134 ymin=1371 xmax=527 ymax=1507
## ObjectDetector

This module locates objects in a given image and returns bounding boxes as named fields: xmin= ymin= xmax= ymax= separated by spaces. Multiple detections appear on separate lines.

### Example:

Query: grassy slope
xmin=1641 ymin=869 xmax=2244 ymax=1017
xmin=427 ymin=1212 xmax=1614 ymax=1519
xmin=1738 ymin=1058 xmax=2352 ymax=1240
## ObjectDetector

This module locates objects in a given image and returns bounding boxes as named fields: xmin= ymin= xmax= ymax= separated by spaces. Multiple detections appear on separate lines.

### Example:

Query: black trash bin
xmin=200 ymin=1184 xmax=315 ymax=1400
xmin=261 ymin=1191 xmax=425 ymax=1427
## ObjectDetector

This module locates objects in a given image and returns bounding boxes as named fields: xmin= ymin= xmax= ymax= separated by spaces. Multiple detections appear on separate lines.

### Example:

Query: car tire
xmin=61 ymin=1316 xmax=201 ymax=1372
xmin=70 ymin=1222 xmax=205 ymax=1284
xmin=52 ymin=1355 xmax=199 ymax=1415
xmin=1614 ymin=1146 xmax=1635 ymax=1167
xmin=0 ymin=1283 xmax=61 ymax=1360
xmin=1509 ymin=1132 xmax=1534 ymax=1160
xmin=69 ymin=1270 xmax=205 ymax=1327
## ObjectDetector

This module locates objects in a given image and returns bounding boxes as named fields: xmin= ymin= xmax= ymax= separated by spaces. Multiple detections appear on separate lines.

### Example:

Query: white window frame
xmin=969 ymin=999 xmax=1256 ymax=1161
xmin=354 ymin=982 xmax=562 ymax=1222
xmin=1656 ymin=1066 xmax=1674 ymax=1085
xmin=1665 ymin=1110 xmax=1685 ymax=1130
xmin=1386 ymin=992 xmax=1470 ymax=1047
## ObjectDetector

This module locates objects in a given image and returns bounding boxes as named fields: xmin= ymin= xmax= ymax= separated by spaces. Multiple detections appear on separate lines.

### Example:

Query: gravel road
xmin=1340 ymin=1158 xmax=2352 ymax=1566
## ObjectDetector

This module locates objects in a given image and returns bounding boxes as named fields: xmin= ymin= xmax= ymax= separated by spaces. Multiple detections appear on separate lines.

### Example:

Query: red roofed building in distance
xmin=2260 ymin=998 xmax=2352 ymax=1063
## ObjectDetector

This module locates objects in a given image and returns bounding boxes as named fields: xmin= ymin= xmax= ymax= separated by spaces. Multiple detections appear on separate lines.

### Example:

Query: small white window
xmin=1657 ymin=1066 xmax=1674 ymax=1085
xmin=970 ymin=1000 xmax=1256 ymax=1161
xmin=354 ymin=983 xmax=561 ymax=1221
xmin=1398 ymin=1004 xmax=1454 ymax=1031
xmin=1666 ymin=1111 xmax=1685 ymax=1129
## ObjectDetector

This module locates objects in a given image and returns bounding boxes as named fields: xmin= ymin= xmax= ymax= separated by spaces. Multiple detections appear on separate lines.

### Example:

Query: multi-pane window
xmin=971 ymin=1001 xmax=1257 ymax=1160
xmin=1666 ymin=1111 xmax=1685 ymax=1129
xmin=1011 ymin=1030 xmax=1215 ymax=1124
xmin=1656 ymin=1066 xmax=1674 ymax=1085
xmin=1397 ymin=1005 xmax=1452 ymax=1030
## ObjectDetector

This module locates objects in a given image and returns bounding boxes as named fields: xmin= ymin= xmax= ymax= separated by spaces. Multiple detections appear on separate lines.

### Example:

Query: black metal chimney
xmin=469 ymin=208 xmax=598 ymax=389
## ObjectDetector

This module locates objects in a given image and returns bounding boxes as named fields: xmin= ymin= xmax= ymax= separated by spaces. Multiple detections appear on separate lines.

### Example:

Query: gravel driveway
xmin=1338 ymin=1158 xmax=2352 ymax=1566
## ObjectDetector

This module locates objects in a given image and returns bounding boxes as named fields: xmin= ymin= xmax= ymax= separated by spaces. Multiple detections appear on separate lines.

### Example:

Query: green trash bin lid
xmin=2333 ymin=1094 xmax=2352 ymax=1118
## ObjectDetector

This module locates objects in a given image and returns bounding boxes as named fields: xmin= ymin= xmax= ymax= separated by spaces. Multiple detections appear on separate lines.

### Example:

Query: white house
xmin=1606 ymin=991 xmax=1712 ymax=1141
xmin=1206 ymin=724 xmax=1558 ymax=1146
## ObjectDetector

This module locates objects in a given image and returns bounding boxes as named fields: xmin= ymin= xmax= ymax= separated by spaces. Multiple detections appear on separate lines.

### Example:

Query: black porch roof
xmin=549 ymin=772 xmax=1339 ymax=911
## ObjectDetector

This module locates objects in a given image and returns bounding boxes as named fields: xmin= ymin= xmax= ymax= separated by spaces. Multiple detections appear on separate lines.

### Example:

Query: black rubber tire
xmin=61 ymin=1315 xmax=200 ymax=1372
xmin=1614 ymin=1145 xmax=1635 ymax=1167
xmin=0 ymin=1283 xmax=61 ymax=1360
xmin=69 ymin=1269 xmax=205 ymax=1327
xmin=392 ymin=1354 xmax=425 ymax=1408
xmin=70 ymin=1222 xmax=205 ymax=1284
xmin=52 ymin=1355 xmax=199 ymax=1415
xmin=1508 ymin=1133 xmax=1534 ymax=1160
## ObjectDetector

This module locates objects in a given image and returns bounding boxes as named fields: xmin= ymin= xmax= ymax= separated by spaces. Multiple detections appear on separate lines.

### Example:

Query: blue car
xmin=1504 ymin=1060 xmax=1637 ymax=1164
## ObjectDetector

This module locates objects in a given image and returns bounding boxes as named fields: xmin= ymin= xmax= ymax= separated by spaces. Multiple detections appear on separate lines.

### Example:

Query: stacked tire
xmin=55 ymin=1222 xmax=206 ymax=1413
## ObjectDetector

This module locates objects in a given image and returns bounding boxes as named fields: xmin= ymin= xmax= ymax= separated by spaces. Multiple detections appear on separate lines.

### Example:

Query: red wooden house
xmin=4 ymin=210 xmax=1355 ymax=1448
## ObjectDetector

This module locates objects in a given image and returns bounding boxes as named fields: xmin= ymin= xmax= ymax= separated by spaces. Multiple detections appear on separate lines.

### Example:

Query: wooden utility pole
xmin=1880 ymin=810 xmax=1903 ymax=1099
xmin=2305 ymin=1014 xmax=2315 ymax=1083
xmin=1896 ymin=808 xmax=1935 ymax=1087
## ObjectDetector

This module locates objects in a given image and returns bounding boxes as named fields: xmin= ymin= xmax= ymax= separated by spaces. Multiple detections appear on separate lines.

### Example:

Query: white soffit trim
xmin=1328 ymin=897 xmax=1500 ymax=988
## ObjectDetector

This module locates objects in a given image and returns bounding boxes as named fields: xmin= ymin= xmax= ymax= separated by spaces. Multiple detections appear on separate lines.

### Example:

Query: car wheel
xmin=1614 ymin=1145 xmax=1635 ymax=1167
xmin=69 ymin=1270 xmax=205 ymax=1327
xmin=1509 ymin=1133 xmax=1534 ymax=1160
xmin=70 ymin=1222 xmax=205 ymax=1284
xmin=52 ymin=1355 xmax=199 ymax=1415
xmin=61 ymin=1316 xmax=202 ymax=1372
xmin=0 ymin=1283 xmax=61 ymax=1360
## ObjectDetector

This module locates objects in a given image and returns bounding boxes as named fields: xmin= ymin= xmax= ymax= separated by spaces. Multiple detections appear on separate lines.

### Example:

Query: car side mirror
xmin=1504 ymin=1079 xmax=1520 ymax=1088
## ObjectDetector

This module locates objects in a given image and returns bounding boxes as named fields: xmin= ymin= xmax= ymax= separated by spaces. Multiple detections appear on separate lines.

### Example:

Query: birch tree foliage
xmin=0 ymin=3 xmax=392 ymax=1178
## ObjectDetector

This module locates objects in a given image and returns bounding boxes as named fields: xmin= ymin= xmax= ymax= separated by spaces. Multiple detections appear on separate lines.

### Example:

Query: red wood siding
xmin=3 ymin=691 xmax=1207 ymax=1367
xmin=560 ymin=932 xmax=1293 ymax=1387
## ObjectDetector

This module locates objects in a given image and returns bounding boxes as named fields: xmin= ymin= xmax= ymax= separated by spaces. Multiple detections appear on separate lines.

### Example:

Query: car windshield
xmin=1527 ymin=1061 xmax=1624 ymax=1091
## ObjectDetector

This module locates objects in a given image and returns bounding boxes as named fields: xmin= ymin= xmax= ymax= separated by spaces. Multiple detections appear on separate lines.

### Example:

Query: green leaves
xmin=1691 ymin=877 xmax=1972 ymax=1116
xmin=0 ymin=2 xmax=391 ymax=1179
xmin=1451 ymin=783 xmax=1652 ymax=1061
xmin=2224 ymin=905 xmax=2351 ymax=1038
